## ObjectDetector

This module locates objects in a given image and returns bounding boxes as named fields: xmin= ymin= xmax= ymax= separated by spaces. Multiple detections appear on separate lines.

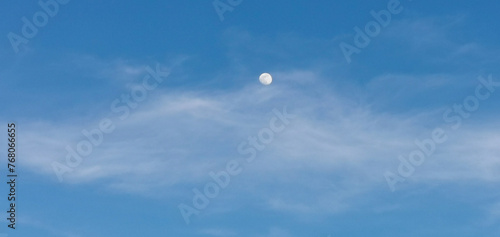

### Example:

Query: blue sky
xmin=1 ymin=0 xmax=500 ymax=236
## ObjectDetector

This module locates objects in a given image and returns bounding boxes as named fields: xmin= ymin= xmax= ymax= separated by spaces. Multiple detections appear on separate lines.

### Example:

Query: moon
xmin=259 ymin=73 xmax=272 ymax=86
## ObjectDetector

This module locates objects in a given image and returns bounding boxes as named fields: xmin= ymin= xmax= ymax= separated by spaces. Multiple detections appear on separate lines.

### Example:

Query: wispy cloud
xmin=16 ymin=59 xmax=500 ymax=218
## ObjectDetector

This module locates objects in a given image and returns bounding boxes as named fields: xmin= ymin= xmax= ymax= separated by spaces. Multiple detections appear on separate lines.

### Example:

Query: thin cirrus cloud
xmin=13 ymin=55 xmax=500 ymax=217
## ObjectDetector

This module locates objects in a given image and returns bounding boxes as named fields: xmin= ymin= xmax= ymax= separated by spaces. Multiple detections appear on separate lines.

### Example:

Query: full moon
xmin=259 ymin=73 xmax=272 ymax=85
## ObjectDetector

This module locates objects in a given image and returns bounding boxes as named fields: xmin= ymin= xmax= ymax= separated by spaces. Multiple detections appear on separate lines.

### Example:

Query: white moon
xmin=259 ymin=73 xmax=272 ymax=85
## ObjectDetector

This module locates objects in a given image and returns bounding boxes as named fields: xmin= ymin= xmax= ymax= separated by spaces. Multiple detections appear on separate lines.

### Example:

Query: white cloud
xmin=15 ymin=57 xmax=500 ymax=217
